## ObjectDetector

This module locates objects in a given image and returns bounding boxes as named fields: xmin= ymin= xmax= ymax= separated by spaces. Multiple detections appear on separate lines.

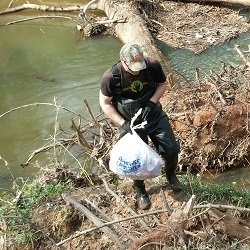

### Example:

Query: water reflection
xmin=0 ymin=24 xmax=122 ymax=187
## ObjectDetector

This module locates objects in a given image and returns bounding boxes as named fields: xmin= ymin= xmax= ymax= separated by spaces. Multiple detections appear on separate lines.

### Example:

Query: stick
xmin=56 ymin=208 xmax=169 ymax=246
xmin=56 ymin=201 xmax=250 ymax=246
xmin=182 ymin=195 xmax=196 ymax=217
xmin=206 ymin=81 xmax=227 ymax=105
xmin=84 ymin=99 xmax=108 ymax=138
xmin=21 ymin=139 xmax=72 ymax=167
xmin=71 ymin=119 xmax=92 ymax=149
xmin=7 ymin=0 xmax=14 ymax=8
xmin=234 ymin=44 xmax=250 ymax=67
xmin=102 ymin=178 xmax=150 ymax=229
xmin=0 ymin=3 xmax=97 ymax=15
xmin=6 ymin=15 xmax=79 ymax=25
xmin=96 ymin=19 xmax=126 ymax=24
xmin=194 ymin=204 xmax=250 ymax=213
xmin=188 ymin=208 xmax=211 ymax=221
xmin=84 ymin=199 xmax=136 ymax=241
xmin=160 ymin=190 xmax=173 ymax=215
xmin=0 ymin=102 xmax=89 ymax=121
xmin=62 ymin=194 xmax=125 ymax=249
xmin=81 ymin=0 xmax=96 ymax=21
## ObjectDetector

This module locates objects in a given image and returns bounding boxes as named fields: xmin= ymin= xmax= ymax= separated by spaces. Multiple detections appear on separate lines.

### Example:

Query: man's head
xmin=120 ymin=44 xmax=146 ymax=72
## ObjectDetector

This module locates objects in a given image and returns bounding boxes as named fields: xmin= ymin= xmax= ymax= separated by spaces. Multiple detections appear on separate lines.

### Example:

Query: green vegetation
xmin=0 ymin=179 xmax=73 ymax=246
xmin=1 ymin=174 xmax=249 ymax=248
xmin=181 ymin=175 xmax=250 ymax=208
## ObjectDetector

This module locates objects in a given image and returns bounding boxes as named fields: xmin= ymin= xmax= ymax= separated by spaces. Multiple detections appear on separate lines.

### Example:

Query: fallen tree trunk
xmin=96 ymin=0 xmax=164 ymax=62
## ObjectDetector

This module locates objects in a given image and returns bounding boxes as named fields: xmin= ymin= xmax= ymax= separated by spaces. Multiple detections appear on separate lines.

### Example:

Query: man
xmin=99 ymin=43 xmax=181 ymax=210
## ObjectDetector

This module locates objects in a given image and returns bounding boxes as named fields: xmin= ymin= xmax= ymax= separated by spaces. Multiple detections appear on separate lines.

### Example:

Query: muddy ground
xmin=31 ymin=168 xmax=250 ymax=250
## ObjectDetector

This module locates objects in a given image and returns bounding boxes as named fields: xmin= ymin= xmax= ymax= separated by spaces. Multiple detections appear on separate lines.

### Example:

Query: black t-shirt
xmin=100 ymin=57 xmax=166 ymax=100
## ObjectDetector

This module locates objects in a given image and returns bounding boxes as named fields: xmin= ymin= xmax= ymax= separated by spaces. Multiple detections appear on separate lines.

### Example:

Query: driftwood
xmin=62 ymin=194 xmax=125 ymax=249
xmin=128 ymin=195 xmax=196 ymax=250
xmin=96 ymin=0 xmax=164 ymax=61
xmin=0 ymin=3 xmax=92 ymax=15
xmin=207 ymin=208 xmax=250 ymax=241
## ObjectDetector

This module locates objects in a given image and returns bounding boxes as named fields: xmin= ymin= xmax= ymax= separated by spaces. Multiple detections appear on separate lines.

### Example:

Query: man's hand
xmin=141 ymin=100 xmax=157 ymax=122
xmin=121 ymin=120 xmax=132 ymax=134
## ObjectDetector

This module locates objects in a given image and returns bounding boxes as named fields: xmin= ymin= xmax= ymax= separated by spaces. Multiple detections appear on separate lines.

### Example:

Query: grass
xmin=0 ymin=179 xmax=73 ymax=246
xmin=1 ymin=173 xmax=249 ymax=249
xmin=181 ymin=174 xmax=250 ymax=208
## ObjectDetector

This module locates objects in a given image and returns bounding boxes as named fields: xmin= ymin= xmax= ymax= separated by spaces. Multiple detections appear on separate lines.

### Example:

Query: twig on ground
xmin=160 ymin=190 xmax=173 ymax=215
xmin=56 ymin=208 xmax=168 ymax=246
xmin=102 ymin=178 xmax=150 ymax=229
xmin=62 ymin=194 xmax=124 ymax=249
xmin=194 ymin=204 xmax=250 ymax=213
xmin=85 ymin=199 xmax=136 ymax=240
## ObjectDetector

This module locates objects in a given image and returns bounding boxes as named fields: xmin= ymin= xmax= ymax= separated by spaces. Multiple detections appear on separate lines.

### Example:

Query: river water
xmin=0 ymin=2 xmax=249 ymax=190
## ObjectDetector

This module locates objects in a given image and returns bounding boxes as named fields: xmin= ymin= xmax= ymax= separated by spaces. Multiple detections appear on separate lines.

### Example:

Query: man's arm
xmin=99 ymin=90 xmax=125 ymax=126
xmin=150 ymin=82 xmax=167 ymax=103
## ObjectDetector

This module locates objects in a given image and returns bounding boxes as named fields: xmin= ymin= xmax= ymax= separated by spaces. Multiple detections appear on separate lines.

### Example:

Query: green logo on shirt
xmin=123 ymin=81 xmax=147 ymax=93
xmin=131 ymin=81 xmax=143 ymax=92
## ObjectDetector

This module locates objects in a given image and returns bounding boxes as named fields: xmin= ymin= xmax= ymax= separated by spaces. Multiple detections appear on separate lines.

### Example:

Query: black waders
xmin=165 ymin=154 xmax=182 ymax=191
xmin=133 ymin=180 xmax=151 ymax=210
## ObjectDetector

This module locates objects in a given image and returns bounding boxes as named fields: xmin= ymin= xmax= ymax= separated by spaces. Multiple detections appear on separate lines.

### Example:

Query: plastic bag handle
xmin=130 ymin=108 xmax=147 ymax=131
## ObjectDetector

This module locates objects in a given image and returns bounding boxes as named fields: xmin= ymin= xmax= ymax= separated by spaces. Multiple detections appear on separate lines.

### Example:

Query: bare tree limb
xmin=194 ymin=203 xmax=250 ymax=213
xmin=0 ymin=102 xmax=90 ymax=122
xmin=56 ymin=207 xmax=169 ymax=247
xmin=62 ymin=194 xmax=124 ymax=249
xmin=0 ymin=3 xmax=98 ymax=15
xmin=5 ymin=15 xmax=80 ymax=26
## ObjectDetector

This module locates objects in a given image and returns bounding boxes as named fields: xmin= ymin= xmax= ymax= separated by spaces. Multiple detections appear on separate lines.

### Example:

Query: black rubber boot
xmin=133 ymin=180 xmax=151 ymax=210
xmin=165 ymin=155 xmax=182 ymax=191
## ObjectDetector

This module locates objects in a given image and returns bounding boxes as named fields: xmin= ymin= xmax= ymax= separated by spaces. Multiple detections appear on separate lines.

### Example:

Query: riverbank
xmin=0 ymin=0 xmax=250 ymax=249
xmin=0 ymin=165 xmax=249 ymax=249
xmin=1 ymin=55 xmax=250 ymax=248
xmin=145 ymin=0 xmax=250 ymax=54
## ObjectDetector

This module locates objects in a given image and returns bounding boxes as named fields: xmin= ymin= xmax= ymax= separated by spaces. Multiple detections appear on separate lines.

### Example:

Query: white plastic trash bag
xmin=109 ymin=110 xmax=164 ymax=180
